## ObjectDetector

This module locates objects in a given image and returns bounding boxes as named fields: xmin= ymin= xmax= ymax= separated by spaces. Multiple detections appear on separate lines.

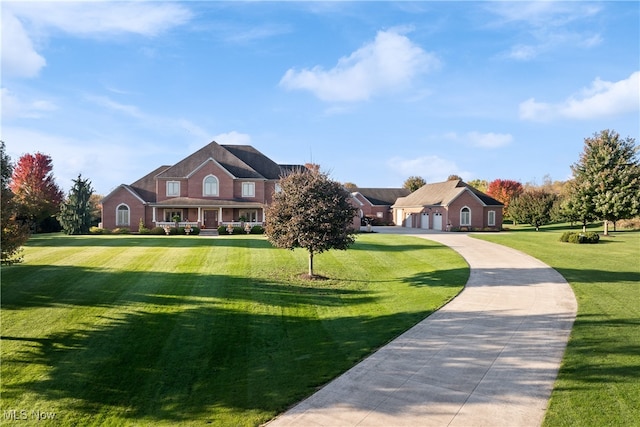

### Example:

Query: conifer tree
xmin=570 ymin=130 xmax=640 ymax=235
xmin=58 ymin=175 xmax=95 ymax=235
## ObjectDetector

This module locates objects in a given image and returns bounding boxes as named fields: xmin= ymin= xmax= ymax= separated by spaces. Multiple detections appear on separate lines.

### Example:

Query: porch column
xmin=198 ymin=207 xmax=202 ymax=223
xmin=152 ymin=207 xmax=156 ymax=223
xmin=219 ymin=207 xmax=223 ymax=223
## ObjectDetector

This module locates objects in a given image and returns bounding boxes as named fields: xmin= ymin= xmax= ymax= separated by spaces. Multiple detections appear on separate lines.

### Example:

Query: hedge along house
xmin=351 ymin=188 xmax=411 ymax=225
xmin=101 ymin=141 xmax=304 ymax=230
xmin=392 ymin=179 xmax=504 ymax=231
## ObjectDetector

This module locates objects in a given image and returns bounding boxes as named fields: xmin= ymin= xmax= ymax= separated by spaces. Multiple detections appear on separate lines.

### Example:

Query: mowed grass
xmin=1 ymin=233 xmax=467 ymax=426
xmin=474 ymin=227 xmax=640 ymax=426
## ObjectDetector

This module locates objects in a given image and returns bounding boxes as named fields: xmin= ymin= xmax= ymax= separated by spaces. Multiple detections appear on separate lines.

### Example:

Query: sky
xmin=2 ymin=1 xmax=639 ymax=196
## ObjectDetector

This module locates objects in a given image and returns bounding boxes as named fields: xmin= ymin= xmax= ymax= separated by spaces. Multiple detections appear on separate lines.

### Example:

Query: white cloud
xmin=487 ymin=2 xmax=603 ymax=61
xmin=1 ymin=88 xmax=57 ymax=119
xmin=387 ymin=155 xmax=470 ymax=183
xmin=520 ymin=71 xmax=640 ymax=121
xmin=280 ymin=29 xmax=439 ymax=102
xmin=2 ymin=2 xmax=192 ymax=79
xmin=6 ymin=2 xmax=192 ymax=37
xmin=1 ymin=11 xmax=47 ymax=78
xmin=212 ymin=131 xmax=252 ymax=145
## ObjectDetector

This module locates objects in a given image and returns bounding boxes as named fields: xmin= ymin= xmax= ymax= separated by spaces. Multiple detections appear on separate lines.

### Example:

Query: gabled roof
xmin=392 ymin=180 xmax=503 ymax=208
xmin=354 ymin=188 xmax=411 ymax=206
xmin=102 ymin=165 xmax=169 ymax=203
xmin=156 ymin=141 xmax=265 ymax=179
xmin=221 ymin=145 xmax=285 ymax=180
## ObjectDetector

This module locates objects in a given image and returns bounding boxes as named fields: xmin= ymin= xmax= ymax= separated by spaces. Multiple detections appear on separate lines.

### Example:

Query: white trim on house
xmin=116 ymin=203 xmax=130 ymax=226
xmin=186 ymin=158 xmax=236 ymax=179
xmin=460 ymin=206 xmax=471 ymax=226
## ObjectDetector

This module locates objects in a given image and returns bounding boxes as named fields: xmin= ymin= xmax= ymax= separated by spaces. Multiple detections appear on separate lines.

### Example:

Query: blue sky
xmin=2 ymin=1 xmax=638 ymax=196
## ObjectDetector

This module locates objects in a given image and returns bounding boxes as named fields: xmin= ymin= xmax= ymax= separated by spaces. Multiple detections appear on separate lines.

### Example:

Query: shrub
xmin=218 ymin=225 xmax=229 ymax=234
xmin=150 ymin=226 xmax=166 ymax=235
xmin=250 ymin=225 xmax=264 ymax=234
xmin=89 ymin=226 xmax=110 ymax=235
xmin=111 ymin=227 xmax=130 ymax=234
xmin=560 ymin=231 xmax=600 ymax=244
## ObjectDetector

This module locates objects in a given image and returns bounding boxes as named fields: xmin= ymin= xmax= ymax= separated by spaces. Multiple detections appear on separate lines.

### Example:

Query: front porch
xmin=150 ymin=201 xmax=266 ymax=229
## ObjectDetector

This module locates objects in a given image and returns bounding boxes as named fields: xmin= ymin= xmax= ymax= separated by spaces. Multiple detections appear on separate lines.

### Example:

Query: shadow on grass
xmin=1 ymin=265 xmax=380 ymax=311
xmin=1 ymin=306 xmax=434 ymax=424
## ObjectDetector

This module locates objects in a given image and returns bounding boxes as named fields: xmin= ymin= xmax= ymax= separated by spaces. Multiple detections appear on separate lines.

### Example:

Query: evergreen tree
xmin=570 ymin=130 xmax=640 ymax=235
xmin=265 ymin=169 xmax=357 ymax=278
xmin=1 ymin=141 xmax=30 ymax=264
xmin=58 ymin=175 xmax=95 ymax=235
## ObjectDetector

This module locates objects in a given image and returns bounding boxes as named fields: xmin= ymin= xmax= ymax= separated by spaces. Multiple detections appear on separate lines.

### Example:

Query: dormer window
xmin=242 ymin=182 xmax=255 ymax=197
xmin=167 ymin=181 xmax=180 ymax=197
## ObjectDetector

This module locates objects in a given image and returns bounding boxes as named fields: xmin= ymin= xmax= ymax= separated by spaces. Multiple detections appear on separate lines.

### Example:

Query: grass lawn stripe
xmin=1 ymin=233 xmax=467 ymax=426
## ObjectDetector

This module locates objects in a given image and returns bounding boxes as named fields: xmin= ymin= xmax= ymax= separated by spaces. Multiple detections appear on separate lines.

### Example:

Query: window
xmin=165 ymin=210 xmax=182 ymax=222
xmin=376 ymin=211 xmax=384 ymax=218
xmin=460 ymin=207 xmax=471 ymax=226
xmin=488 ymin=210 xmax=496 ymax=226
xmin=242 ymin=182 xmax=255 ymax=197
xmin=239 ymin=209 xmax=258 ymax=222
xmin=167 ymin=181 xmax=180 ymax=197
xmin=274 ymin=183 xmax=281 ymax=193
xmin=203 ymin=175 xmax=218 ymax=197
xmin=116 ymin=204 xmax=130 ymax=226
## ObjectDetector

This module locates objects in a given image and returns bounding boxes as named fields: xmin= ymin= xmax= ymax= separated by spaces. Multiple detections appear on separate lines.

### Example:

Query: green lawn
xmin=474 ymin=226 xmax=640 ymax=426
xmin=1 ymin=233 xmax=467 ymax=426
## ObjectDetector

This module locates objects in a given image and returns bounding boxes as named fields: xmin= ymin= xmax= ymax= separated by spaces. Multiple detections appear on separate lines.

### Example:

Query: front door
xmin=204 ymin=210 xmax=218 ymax=228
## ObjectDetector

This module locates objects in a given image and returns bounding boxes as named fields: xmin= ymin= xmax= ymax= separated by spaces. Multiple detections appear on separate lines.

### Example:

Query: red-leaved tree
xmin=486 ymin=179 xmax=524 ymax=219
xmin=10 ymin=152 xmax=64 ymax=231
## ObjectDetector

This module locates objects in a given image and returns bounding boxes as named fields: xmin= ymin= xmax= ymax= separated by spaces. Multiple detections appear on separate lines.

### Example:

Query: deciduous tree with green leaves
xmin=1 ymin=141 xmax=30 ymax=264
xmin=403 ymin=176 xmax=426 ymax=192
xmin=570 ymin=129 xmax=640 ymax=235
xmin=265 ymin=169 xmax=358 ymax=278
xmin=58 ymin=174 xmax=95 ymax=235
xmin=509 ymin=189 xmax=557 ymax=231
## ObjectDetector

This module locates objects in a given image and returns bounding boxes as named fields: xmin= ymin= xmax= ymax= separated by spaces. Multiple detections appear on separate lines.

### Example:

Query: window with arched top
xmin=203 ymin=175 xmax=219 ymax=197
xmin=116 ymin=204 xmax=130 ymax=226
xmin=460 ymin=206 xmax=471 ymax=226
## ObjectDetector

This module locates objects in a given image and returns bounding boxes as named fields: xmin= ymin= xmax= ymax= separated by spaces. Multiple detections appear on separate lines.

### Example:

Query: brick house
xmin=101 ymin=141 xmax=303 ymax=230
xmin=351 ymin=188 xmax=410 ymax=225
xmin=392 ymin=180 xmax=503 ymax=231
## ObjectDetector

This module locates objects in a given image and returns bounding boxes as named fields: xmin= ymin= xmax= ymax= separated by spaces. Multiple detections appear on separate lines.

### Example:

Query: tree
xmin=1 ymin=142 xmax=30 ymax=264
xmin=467 ymin=179 xmax=488 ymax=193
xmin=509 ymin=190 xmax=557 ymax=231
xmin=486 ymin=179 xmax=524 ymax=220
xmin=265 ymin=169 xmax=358 ymax=278
xmin=9 ymin=152 xmax=64 ymax=232
xmin=343 ymin=182 xmax=358 ymax=191
xmin=447 ymin=174 xmax=462 ymax=181
xmin=89 ymin=193 xmax=103 ymax=226
xmin=570 ymin=129 xmax=640 ymax=235
xmin=58 ymin=175 xmax=95 ymax=235
xmin=560 ymin=179 xmax=598 ymax=231
xmin=403 ymin=176 xmax=426 ymax=192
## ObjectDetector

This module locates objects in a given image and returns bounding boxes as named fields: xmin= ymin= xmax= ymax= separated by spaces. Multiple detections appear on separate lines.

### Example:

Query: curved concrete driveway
xmin=267 ymin=230 xmax=577 ymax=427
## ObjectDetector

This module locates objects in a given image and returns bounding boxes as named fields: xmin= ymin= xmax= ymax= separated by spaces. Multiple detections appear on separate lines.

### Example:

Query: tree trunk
xmin=308 ymin=251 xmax=314 ymax=277
xmin=603 ymin=220 xmax=609 ymax=236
